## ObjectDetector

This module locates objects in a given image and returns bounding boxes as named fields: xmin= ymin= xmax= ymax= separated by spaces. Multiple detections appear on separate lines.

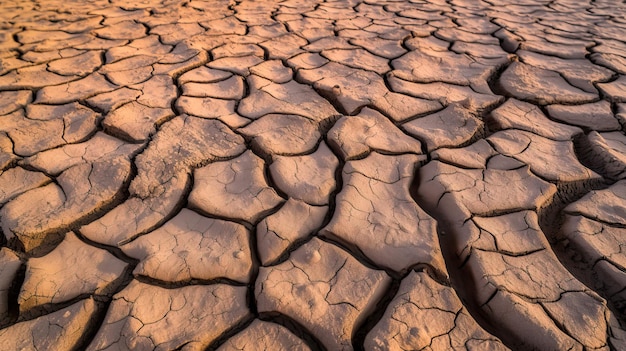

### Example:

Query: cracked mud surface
xmin=1 ymin=0 xmax=626 ymax=350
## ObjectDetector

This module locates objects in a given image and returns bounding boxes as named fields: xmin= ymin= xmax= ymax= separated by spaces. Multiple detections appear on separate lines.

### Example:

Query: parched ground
xmin=1 ymin=0 xmax=626 ymax=350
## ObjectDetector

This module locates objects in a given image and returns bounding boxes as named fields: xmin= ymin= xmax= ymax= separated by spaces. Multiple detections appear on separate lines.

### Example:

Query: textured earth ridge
xmin=1 ymin=0 xmax=626 ymax=350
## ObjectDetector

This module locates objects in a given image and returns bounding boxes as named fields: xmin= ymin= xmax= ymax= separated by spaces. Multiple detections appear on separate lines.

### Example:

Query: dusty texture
xmin=365 ymin=271 xmax=508 ymax=351
xmin=256 ymin=238 xmax=391 ymax=350
xmin=403 ymin=104 xmax=483 ymax=152
xmin=321 ymin=152 xmax=444 ymax=275
xmin=122 ymin=208 xmax=252 ymax=283
xmin=328 ymin=107 xmax=423 ymax=160
xmin=2 ymin=0 xmax=626 ymax=349
xmin=256 ymin=198 xmax=327 ymax=265
xmin=189 ymin=150 xmax=283 ymax=223
xmin=87 ymin=282 xmax=250 ymax=351
xmin=0 ymin=298 xmax=98 ymax=351
xmin=269 ymin=141 xmax=339 ymax=206
xmin=19 ymin=232 xmax=127 ymax=312
xmin=216 ymin=320 xmax=311 ymax=351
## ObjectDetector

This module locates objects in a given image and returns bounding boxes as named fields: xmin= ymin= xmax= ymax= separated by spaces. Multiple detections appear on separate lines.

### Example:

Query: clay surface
xmin=1 ymin=1 xmax=626 ymax=349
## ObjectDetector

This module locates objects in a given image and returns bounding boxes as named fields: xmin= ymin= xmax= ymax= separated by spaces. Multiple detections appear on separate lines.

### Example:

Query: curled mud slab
xmin=1 ymin=0 xmax=626 ymax=350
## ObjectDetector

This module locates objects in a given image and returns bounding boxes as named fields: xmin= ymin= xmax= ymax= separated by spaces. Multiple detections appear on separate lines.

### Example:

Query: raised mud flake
xmin=1 ymin=104 xmax=98 ymax=157
xmin=494 ymin=28 xmax=522 ymax=52
xmin=402 ymin=104 xmax=483 ymax=152
xmin=497 ymin=61 xmax=598 ymax=105
xmin=80 ymin=116 xmax=245 ymax=247
xmin=350 ymin=37 xmax=407 ymax=59
xmin=0 ymin=90 xmax=31 ymax=115
xmin=391 ymin=49 xmax=496 ymax=90
xmin=103 ymin=101 xmax=174 ymax=142
xmin=301 ymin=36 xmax=355 ymax=53
xmin=0 ymin=63 xmax=79 ymax=90
xmin=216 ymin=319 xmax=311 ymax=351
xmin=178 ymin=66 xmax=233 ymax=84
xmin=307 ymin=4 xmax=359 ymax=21
xmin=122 ymin=208 xmax=252 ymax=283
xmin=591 ymin=38 xmax=626 ymax=58
xmin=249 ymin=59 xmax=293 ymax=84
xmin=365 ymin=271 xmax=508 ymax=351
xmin=459 ymin=212 xmax=618 ymax=350
xmin=581 ymin=131 xmax=626 ymax=180
xmin=87 ymin=282 xmax=250 ymax=351
xmin=129 ymin=74 xmax=177 ymax=109
xmin=432 ymin=139 xmax=498 ymax=169
xmin=2 ymin=157 xmax=131 ymax=253
xmin=387 ymin=75 xmax=503 ymax=112
xmin=182 ymin=75 xmax=245 ymax=99
xmin=174 ymin=96 xmax=248 ymax=127
xmin=328 ymin=107 xmax=423 ymax=160
xmin=488 ymin=98 xmax=582 ymax=141
xmin=105 ymin=66 xmax=153 ymax=86
xmin=89 ymin=6 xmax=147 ymax=20
xmin=518 ymin=50 xmax=614 ymax=93
xmin=592 ymin=52 xmax=626 ymax=75
xmin=238 ymin=75 xmax=338 ymax=123
xmin=74 ymin=37 xmax=128 ymax=51
xmin=0 ymin=55 xmax=35 ymax=75
xmin=0 ymin=248 xmax=20 ymax=323
xmin=269 ymin=142 xmax=339 ymax=206
xmin=58 ymin=16 xmax=104 ymax=33
xmin=321 ymin=48 xmax=390 ymax=75
xmin=93 ymin=20 xmax=147 ymax=40
xmin=47 ymin=50 xmax=102 ymax=76
xmin=260 ymin=33 xmax=307 ymax=60
xmin=149 ymin=22 xmax=205 ymax=45
xmin=147 ymin=46 xmax=207 ymax=80
xmin=100 ymin=54 xmax=158 ymax=76
xmin=404 ymin=36 xmax=449 ymax=54
xmin=518 ymin=39 xmax=589 ymax=60
xmin=456 ymin=16 xmax=500 ymax=34
xmin=418 ymin=161 xmax=557 ymax=222
xmin=287 ymin=52 xmax=329 ymax=70
xmin=208 ymin=55 xmax=264 ymax=77
xmin=546 ymin=100 xmax=621 ymax=132
xmin=196 ymin=13 xmax=246 ymax=34
xmin=255 ymin=237 xmax=391 ymax=351
xmin=20 ymin=132 xmax=141 ymax=176
xmin=257 ymin=198 xmax=327 ymax=266
xmin=418 ymin=152 xmax=621 ymax=349
xmin=0 ymin=298 xmax=97 ymax=351
xmin=561 ymin=214 xmax=626 ymax=307
xmin=451 ymin=41 xmax=513 ymax=62
xmin=285 ymin=17 xmax=333 ymax=42
xmin=18 ymin=29 xmax=81 ymax=44
xmin=435 ymin=27 xmax=500 ymax=45
xmin=18 ymin=34 xmax=92 ymax=53
xmin=0 ymin=166 xmax=50 ymax=205
xmin=321 ymin=153 xmax=445 ymax=274
xmin=35 ymin=73 xmax=118 ymax=104
xmin=18 ymin=232 xmax=127 ymax=312
xmin=297 ymin=61 xmax=441 ymax=122
xmin=239 ymin=114 xmax=321 ymax=157
xmin=22 ymin=132 xmax=140 ymax=176
xmin=211 ymin=43 xmax=265 ymax=60
xmin=189 ymin=150 xmax=283 ymax=224
xmin=565 ymin=180 xmax=626 ymax=227
xmin=86 ymin=87 xmax=142 ymax=113
xmin=487 ymin=130 xmax=601 ymax=183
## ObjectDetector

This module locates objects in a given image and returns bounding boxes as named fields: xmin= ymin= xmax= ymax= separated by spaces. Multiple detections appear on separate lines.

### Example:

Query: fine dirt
xmin=1 ymin=0 xmax=626 ymax=350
